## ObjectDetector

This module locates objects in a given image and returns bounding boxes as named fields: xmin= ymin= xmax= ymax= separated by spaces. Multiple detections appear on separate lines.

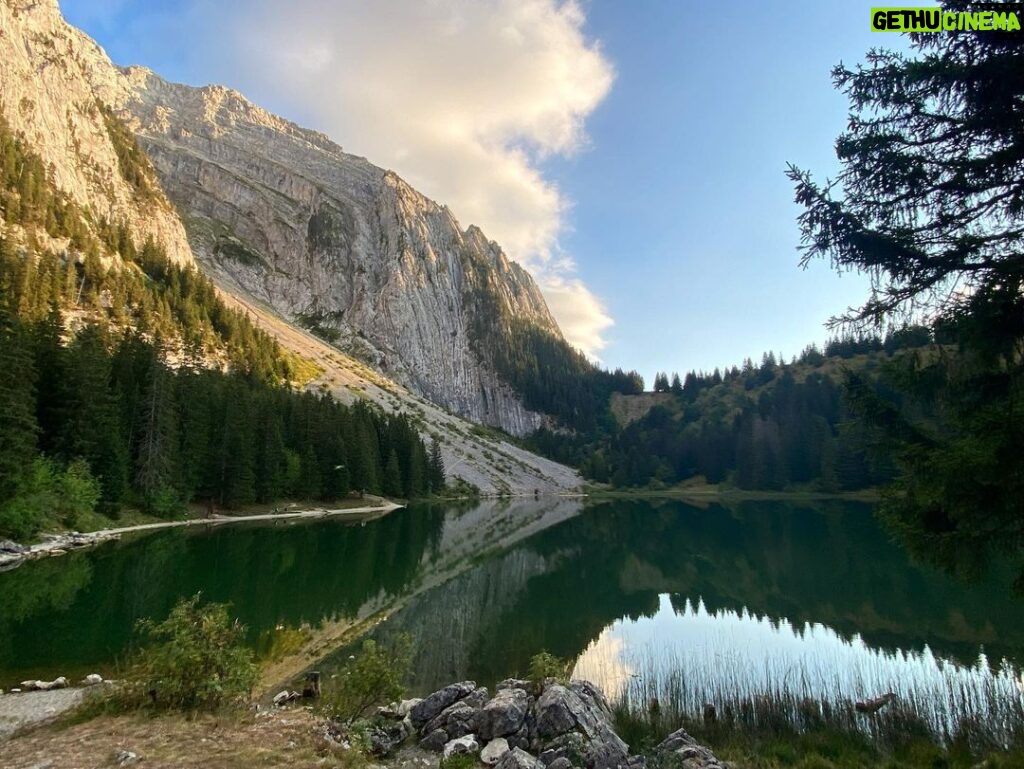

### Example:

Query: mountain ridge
xmin=96 ymin=64 xmax=564 ymax=436
xmin=0 ymin=0 xmax=582 ymax=495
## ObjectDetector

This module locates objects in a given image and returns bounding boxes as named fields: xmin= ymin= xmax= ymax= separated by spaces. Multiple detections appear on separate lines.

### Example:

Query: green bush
xmin=119 ymin=594 xmax=258 ymax=711
xmin=321 ymin=635 xmax=412 ymax=724
xmin=0 ymin=457 xmax=101 ymax=540
xmin=528 ymin=650 xmax=571 ymax=686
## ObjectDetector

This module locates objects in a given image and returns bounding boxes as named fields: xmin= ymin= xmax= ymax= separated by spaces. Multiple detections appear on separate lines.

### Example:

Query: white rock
xmin=481 ymin=738 xmax=511 ymax=766
xmin=83 ymin=674 xmax=104 ymax=686
xmin=273 ymin=690 xmax=291 ymax=707
xmin=398 ymin=698 xmax=422 ymax=718
xmin=443 ymin=734 xmax=481 ymax=760
xmin=114 ymin=749 xmax=138 ymax=766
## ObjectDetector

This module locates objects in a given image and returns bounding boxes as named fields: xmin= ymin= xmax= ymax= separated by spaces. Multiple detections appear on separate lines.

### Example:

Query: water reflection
xmin=0 ymin=496 xmax=582 ymax=684
xmin=2 ymin=495 xmax=1022 ymax=741
xmin=575 ymin=595 xmax=1024 ymax=741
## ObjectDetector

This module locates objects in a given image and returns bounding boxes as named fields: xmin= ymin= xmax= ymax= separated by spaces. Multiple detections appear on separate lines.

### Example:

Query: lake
xmin=1 ymin=497 xmax=1021 ymax=739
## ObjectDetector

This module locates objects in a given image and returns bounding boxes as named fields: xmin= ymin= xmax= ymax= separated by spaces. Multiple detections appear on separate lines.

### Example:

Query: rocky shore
xmin=0 ymin=533 xmax=122 ymax=572
xmin=0 ymin=673 xmax=728 ymax=769
xmin=337 ymin=678 xmax=727 ymax=769
xmin=0 ymin=676 xmax=108 ymax=740
xmin=0 ymin=502 xmax=403 ymax=572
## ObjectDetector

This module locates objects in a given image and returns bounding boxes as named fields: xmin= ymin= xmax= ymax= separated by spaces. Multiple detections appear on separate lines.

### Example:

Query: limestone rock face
xmin=102 ymin=69 xmax=560 ymax=435
xmin=0 ymin=0 xmax=193 ymax=264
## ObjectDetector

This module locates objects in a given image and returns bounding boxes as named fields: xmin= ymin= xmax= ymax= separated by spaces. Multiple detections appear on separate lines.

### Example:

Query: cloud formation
xmin=181 ymin=0 xmax=615 ymax=357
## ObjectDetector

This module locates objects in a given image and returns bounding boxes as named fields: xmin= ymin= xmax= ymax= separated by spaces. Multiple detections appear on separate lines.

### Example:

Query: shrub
xmin=528 ymin=650 xmax=571 ymax=686
xmin=321 ymin=634 xmax=413 ymax=724
xmin=120 ymin=593 xmax=258 ymax=711
xmin=0 ymin=457 xmax=101 ymax=540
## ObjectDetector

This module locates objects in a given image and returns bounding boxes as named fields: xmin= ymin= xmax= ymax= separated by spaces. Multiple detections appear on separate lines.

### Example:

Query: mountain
xmin=0 ymin=0 xmax=582 ymax=496
xmin=85 ymin=67 xmax=562 ymax=437
xmin=0 ymin=0 xmax=191 ymax=264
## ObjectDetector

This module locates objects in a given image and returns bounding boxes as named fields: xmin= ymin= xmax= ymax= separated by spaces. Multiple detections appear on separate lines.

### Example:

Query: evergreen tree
xmin=428 ymin=437 xmax=445 ymax=493
xmin=60 ymin=326 xmax=128 ymax=510
xmin=788 ymin=6 xmax=1024 ymax=589
xmin=134 ymin=349 xmax=180 ymax=514
xmin=0 ymin=308 xmax=38 ymax=503
xmin=383 ymin=449 xmax=403 ymax=498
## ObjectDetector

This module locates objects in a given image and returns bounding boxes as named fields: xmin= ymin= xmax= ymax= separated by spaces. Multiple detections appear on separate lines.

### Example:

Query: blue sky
xmin=64 ymin=1 xmax=904 ymax=384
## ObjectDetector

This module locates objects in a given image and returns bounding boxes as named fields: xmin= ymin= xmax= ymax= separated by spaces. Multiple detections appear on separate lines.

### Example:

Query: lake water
xmin=1 ymin=497 xmax=1021 ymax=739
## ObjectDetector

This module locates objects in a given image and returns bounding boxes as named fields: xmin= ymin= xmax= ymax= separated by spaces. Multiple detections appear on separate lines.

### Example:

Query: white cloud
xmin=177 ymin=0 xmax=616 ymax=357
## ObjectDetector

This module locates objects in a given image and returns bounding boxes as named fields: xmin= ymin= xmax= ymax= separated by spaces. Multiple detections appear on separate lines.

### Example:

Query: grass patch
xmin=612 ymin=699 xmax=1024 ymax=769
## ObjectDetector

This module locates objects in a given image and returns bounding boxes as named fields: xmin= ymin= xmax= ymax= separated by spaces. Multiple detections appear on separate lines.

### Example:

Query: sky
xmin=63 ymin=0 xmax=906 ymax=384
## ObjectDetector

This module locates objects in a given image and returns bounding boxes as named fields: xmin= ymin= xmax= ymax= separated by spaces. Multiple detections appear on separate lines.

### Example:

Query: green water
xmin=1 ymin=497 xmax=1021 ymax=734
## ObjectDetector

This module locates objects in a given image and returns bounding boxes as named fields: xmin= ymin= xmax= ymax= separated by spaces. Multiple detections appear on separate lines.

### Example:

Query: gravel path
xmin=0 ymin=689 xmax=88 ymax=740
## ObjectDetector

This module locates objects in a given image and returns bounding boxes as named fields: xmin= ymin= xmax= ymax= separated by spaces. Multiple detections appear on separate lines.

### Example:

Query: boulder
xmin=535 ymin=684 xmax=627 ymax=769
xmin=397 ymin=698 xmax=422 ymax=717
xmin=535 ymin=685 xmax=578 ymax=739
xmin=419 ymin=728 xmax=450 ymax=753
xmin=425 ymin=700 xmax=479 ymax=740
xmin=497 ymin=678 xmax=533 ymax=693
xmin=481 ymin=737 xmax=511 ymax=765
xmin=496 ymin=747 xmax=545 ymax=769
xmin=367 ymin=721 xmax=409 ymax=757
xmin=655 ymin=728 xmax=726 ymax=769
xmin=568 ymin=681 xmax=613 ymax=722
xmin=476 ymin=687 xmax=531 ymax=740
xmin=463 ymin=686 xmax=491 ymax=710
xmin=411 ymin=681 xmax=477 ymax=728
xmin=83 ymin=674 xmax=104 ymax=686
xmin=443 ymin=734 xmax=481 ymax=760
xmin=547 ymin=759 xmax=573 ymax=769
xmin=538 ymin=733 xmax=585 ymax=767
xmin=508 ymin=724 xmax=531 ymax=752
xmin=0 ymin=540 xmax=27 ymax=554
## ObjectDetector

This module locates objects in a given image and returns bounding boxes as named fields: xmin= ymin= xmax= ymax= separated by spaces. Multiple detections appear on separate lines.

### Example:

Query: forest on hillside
xmin=527 ymin=331 xmax=941 ymax=492
xmin=0 ymin=108 xmax=443 ymax=541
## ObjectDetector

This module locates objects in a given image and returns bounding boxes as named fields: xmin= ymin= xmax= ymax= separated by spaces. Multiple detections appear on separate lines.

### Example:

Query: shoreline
xmin=582 ymin=485 xmax=882 ymax=503
xmin=0 ymin=501 xmax=405 ymax=572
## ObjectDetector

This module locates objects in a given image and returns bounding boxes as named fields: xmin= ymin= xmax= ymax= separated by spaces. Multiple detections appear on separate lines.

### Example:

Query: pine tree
xmin=383 ymin=449 xmax=403 ymax=498
xmin=134 ymin=350 xmax=180 ymax=514
xmin=789 ymin=9 xmax=1024 ymax=589
xmin=428 ymin=437 xmax=445 ymax=493
xmin=0 ymin=309 xmax=39 ymax=504
xmin=60 ymin=326 xmax=128 ymax=510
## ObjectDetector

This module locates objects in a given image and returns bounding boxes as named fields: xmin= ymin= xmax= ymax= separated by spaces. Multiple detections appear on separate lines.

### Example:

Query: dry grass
xmin=2 ymin=708 xmax=358 ymax=769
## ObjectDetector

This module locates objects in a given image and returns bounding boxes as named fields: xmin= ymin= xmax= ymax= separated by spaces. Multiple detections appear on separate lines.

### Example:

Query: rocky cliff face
xmin=94 ymin=69 xmax=559 ymax=435
xmin=0 ymin=0 xmax=193 ymax=263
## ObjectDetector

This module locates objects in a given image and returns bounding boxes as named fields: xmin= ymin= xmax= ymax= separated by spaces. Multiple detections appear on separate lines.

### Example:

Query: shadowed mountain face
xmin=95 ymin=68 xmax=562 ymax=436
